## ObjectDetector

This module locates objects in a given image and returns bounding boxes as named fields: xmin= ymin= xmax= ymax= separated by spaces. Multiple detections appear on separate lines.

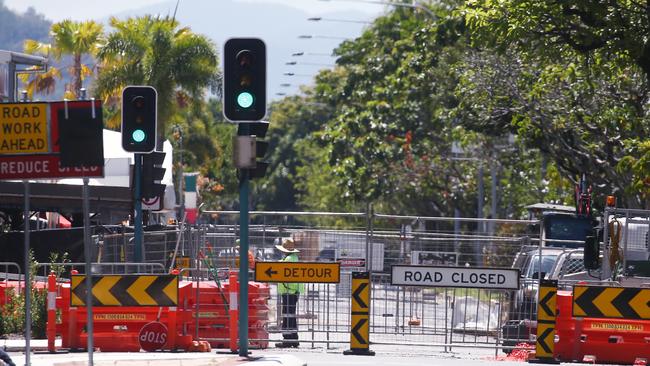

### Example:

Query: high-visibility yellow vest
xmin=277 ymin=253 xmax=304 ymax=295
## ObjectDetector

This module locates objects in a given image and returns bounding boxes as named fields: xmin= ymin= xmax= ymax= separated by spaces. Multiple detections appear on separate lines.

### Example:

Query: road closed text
xmin=391 ymin=265 xmax=519 ymax=290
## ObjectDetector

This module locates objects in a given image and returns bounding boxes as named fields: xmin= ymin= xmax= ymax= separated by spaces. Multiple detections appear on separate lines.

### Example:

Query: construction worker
xmin=275 ymin=237 xmax=303 ymax=348
xmin=234 ymin=239 xmax=255 ymax=270
xmin=0 ymin=348 xmax=15 ymax=366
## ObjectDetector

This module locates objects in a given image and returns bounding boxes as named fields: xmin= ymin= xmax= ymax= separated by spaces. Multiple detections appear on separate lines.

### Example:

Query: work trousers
xmin=0 ymin=348 xmax=15 ymax=366
xmin=280 ymin=293 xmax=299 ymax=341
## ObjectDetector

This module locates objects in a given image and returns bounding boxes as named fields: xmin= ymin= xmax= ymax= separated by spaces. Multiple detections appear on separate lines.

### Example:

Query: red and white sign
xmin=339 ymin=258 xmax=366 ymax=268
xmin=141 ymin=196 xmax=161 ymax=211
xmin=0 ymin=154 xmax=102 ymax=180
xmin=0 ymin=101 xmax=104 ymax=180
xmin=138 ymin=321 xmax=168 ymax=352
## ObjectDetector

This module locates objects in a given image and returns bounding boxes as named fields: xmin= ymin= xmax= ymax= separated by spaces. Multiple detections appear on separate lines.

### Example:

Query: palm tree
xmin=94 ymin=15 xmax=219 ymax=142
xmin=22 ymin=20 xmax=104 ymax=99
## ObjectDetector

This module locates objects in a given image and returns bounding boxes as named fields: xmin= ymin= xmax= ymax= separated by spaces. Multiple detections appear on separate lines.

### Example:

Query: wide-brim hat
xmin=275 ymin=237 xmax=299 ymax=253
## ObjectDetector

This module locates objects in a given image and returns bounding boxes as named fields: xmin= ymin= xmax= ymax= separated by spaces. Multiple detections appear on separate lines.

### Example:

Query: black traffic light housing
xmin=223 ymin=38 xmax=266 ymax=122
xmin=122 ymin=86 xmax=157 ymax=153
xmin=237 ymin=121 xmax=269 ymax=179
xmin=141 ymin=151 xmax=166 ymax=199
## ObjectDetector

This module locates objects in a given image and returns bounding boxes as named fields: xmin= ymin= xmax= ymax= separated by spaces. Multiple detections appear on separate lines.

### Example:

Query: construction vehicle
xmin=503 ymin=175 xmax=650 ymax=362
xmin=502 ymin=176 xmax=596 ymax=351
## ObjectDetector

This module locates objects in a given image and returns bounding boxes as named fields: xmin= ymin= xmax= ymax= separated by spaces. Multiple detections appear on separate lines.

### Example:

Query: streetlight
xmin=307 ymin=16 xmax=371 ymax=24
xmin=286 ymin=61 xmax=336 ymax=67
xmin=292 ymin=51 xmax=335 ymax=57
xmin=283 ymin=72 xmax=313 ymax=77
xmin=318 ymin=0 xmax=436 ymax=19
xmin=298 ymin=34 xmax=350 ymax=40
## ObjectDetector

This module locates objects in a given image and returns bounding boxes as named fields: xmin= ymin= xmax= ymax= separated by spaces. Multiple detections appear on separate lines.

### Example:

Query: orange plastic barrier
xmin=47 ymin=273 xmax=270 ymax=352
xmin=184 ymin=276 xmax=270 ymax=349
xmin=555 ymin=290 xmax=650 ymax=364
xmin=56 ymin=280 xmax=194 ymax=352
xmin=229 ymin=271 xmax=238 ymax=353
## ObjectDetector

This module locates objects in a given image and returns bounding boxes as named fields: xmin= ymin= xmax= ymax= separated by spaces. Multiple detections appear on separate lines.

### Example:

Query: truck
xmin=502 ymin=177 xmax=596 ymax=351
xmin=503 ymin=184 xmax=650 ymax=355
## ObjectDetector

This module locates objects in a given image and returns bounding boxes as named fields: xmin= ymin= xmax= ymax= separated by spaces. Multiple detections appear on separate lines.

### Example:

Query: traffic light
xmin=121 ymin=86 xmax=157 ymax=153
xmin=223 ymin=38 xmax=266 ymax=122
xmin=236 ymin=121 xmax=269 ymax=179
xmin=141 ymin=151 xmax=166 ymax=199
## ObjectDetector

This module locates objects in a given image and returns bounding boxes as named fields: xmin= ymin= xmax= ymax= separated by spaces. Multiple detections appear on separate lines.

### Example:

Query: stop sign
xmin=138 ymin=321 xmax=168 ymax=352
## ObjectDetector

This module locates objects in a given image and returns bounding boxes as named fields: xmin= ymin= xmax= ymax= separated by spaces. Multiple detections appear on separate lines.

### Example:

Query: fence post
xmin=69 ymin=269 xmax=79 ymax=350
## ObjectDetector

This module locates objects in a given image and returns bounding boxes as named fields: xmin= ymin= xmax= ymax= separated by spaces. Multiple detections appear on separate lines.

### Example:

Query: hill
xmin=0 ymin=0 xmax=50 ymax=51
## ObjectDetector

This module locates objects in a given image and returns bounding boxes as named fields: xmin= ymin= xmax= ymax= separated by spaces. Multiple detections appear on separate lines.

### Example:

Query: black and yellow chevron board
xmin=343 ymin=271 xmax=375 ymax=356
xmin=573 ymin=285 xmax=650 ymax=320
xmin=535 ymin=280 xmax=557 ymax=361
xmin=71 ymin=275 xmax=178 ymax=307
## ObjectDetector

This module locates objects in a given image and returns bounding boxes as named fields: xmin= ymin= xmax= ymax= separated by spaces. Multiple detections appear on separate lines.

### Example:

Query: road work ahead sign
xmin=391 ymin=265 xmax=519 ymax=290
xmin=255 ymin=261 xmax=340 ymax=283
xmin=0 ymin=103 xmax=49 ymax=154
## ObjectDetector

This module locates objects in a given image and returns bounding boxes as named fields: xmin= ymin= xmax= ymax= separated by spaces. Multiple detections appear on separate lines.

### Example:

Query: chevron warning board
xmin=573 ymin=285 xmax=650 ymax=320
xmin=71 ymin=275 xmax=178 ymax=307
xmin=534 ymin=280 xmax=557 ymax=361
xmin=343 ymin=271 xmax=375 ymax=356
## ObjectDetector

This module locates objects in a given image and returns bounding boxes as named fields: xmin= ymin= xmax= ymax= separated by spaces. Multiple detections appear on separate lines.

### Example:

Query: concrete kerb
xmin=9 ymin=353 xmax=306 ymax=366
xmin=3 ymin=338 xmax=306 ymax=366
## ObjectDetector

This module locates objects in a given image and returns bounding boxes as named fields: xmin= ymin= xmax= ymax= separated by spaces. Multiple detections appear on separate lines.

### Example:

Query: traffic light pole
xmin=134 ymin=153 xmax=143 ymax=262
xmin=238 ymin=126 xmax=250 ymax=357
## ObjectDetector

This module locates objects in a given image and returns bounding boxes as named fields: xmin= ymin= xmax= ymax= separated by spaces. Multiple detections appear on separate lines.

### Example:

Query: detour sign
xmin=255 ymin=262 xmax=340 ymax=283
xmin=0 ymin=103 xmax=49 ymax=154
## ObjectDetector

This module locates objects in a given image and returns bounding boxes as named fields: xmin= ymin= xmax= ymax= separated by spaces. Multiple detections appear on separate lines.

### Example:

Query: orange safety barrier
xmin=47 ymin=271 xmax=270 ymax=352
xmin=46 ymin=271 xmax=56 ymax=353
xmin=55 ymin=279 xmax=194 ymax=352
xmin=554 ymin=290 xmax=650 ymax=364
xmin=185 ymin=275 xmax=270 ymax=349
xmin=229 ymin=271 xmax=238 ymax=353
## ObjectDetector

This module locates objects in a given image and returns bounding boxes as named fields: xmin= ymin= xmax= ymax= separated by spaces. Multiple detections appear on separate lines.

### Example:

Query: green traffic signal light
xmin=223 ymin=38 xmax=266 ymax=121
xmin=121 ymin=86 xmax=157 ymax=153
xmin=237 ymin=92 xmax=254 ymax=108
xmin=132 ymin=129 xmax=146 ymax=142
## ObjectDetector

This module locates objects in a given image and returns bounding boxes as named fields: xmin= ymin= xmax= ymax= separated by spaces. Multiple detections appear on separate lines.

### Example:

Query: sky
xmin=3 ymin=0 xmax=388 ymax=98
xmin=4 ymin=0 xmax=384 ymax=21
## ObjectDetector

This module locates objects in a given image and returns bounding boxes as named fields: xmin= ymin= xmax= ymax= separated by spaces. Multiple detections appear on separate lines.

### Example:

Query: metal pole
xmin=23 ymin=180 xmax=31 ymax=366
xmin=238 ymin=129 xmax=250 ymax=356
xmin=365 ymin=202 xmax=371 ymax=272
xmin=82 ymin=177 xmax=94 ymax=365
xmin=476 ymin=163 xmax=484 ymax=265
xmin=134 ymin=153 xmax=143 ymax=262
xmin=179 ymin=134 xmax=184 ymax=220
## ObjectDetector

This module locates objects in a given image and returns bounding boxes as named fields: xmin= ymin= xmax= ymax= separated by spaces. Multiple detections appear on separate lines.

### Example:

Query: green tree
xmin=310 ymin=5 xmax=488 ymax=216
xmin=463 ymin=0 xmax=650 ymax=79
xmin=257 ymin=91 xmax=336 ymax=211
xmin=22 ymin=19 xmax=103 ymax=99
xmin=94 ymin=15 xmax=219 ymax=136
xmin=460 ymin=2 xmax=650 ymax=208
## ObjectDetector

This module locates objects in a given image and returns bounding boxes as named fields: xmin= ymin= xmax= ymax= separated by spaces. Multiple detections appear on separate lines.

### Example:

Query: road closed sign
xmin=255 ymin=261 xmax=340 ymax=283
xmin=391 ymin=265 xmax=519 ymax=290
